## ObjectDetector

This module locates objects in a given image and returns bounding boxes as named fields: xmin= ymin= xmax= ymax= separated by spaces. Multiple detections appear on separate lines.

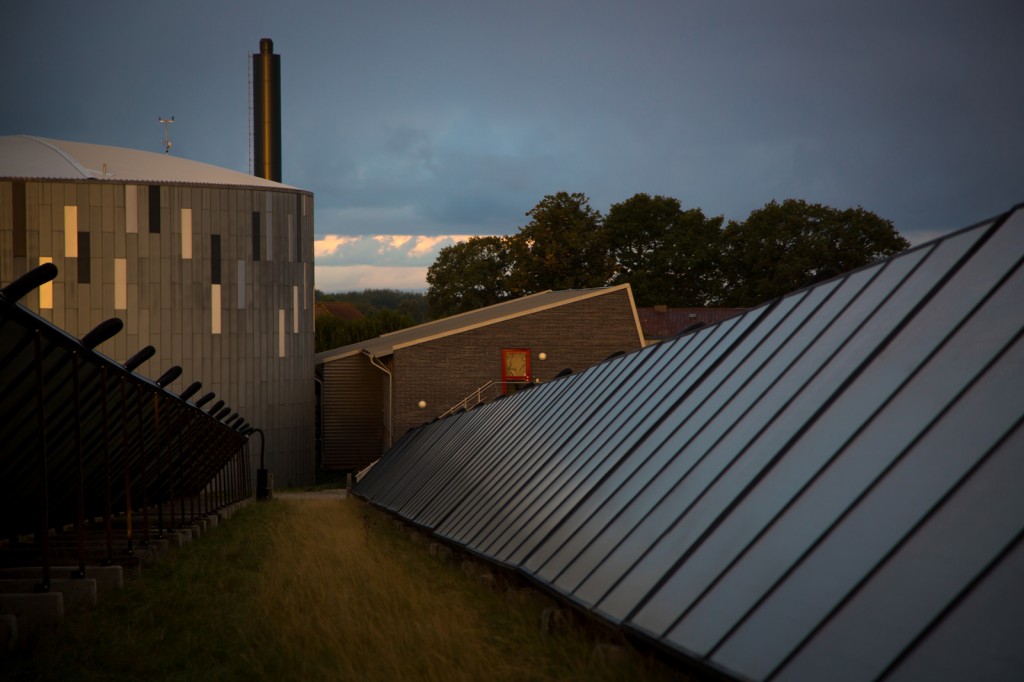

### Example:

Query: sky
xmin=3 ymin=0 xmax=1022 ymax=291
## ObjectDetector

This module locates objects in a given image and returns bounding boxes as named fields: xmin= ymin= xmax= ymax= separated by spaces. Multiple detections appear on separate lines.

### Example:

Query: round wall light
xmin=418 ymin=400 xmax=427 ymax=409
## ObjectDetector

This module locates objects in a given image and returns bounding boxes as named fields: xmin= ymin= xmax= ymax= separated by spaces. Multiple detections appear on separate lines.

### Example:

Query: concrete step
xmin=0 ymin=578 xmax=97 ymax=610
xmin=0 ymin=565 xmax=123 ymax=592
xmin=0 ymin=614 xmax=16 ymax=652
xmin=0 ymin=593 xmax=63 ymax=637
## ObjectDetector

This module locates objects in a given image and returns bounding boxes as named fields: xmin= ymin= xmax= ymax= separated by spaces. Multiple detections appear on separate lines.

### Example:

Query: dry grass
xmin=3 ymin=497 xmax=689 ymax=681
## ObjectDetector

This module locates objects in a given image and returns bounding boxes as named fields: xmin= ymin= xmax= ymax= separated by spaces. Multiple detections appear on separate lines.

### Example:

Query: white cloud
xmin=314 ymin=234 xmax=361 ymax=258
xmin=313 ymin=234 xmax=499 ymax=291
xmin=373 ymin=235 xmax=414 ymax=250
xmin=314 ymin=233 xmax=490 ymax=267
xmin=408 ymin=235 xmax=463 ymax=257
xmin=315 ymin=265 xmax=430 ymax=292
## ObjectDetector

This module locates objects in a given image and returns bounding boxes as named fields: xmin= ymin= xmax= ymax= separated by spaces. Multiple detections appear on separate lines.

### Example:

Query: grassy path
xmin=3 ymin=497 xmax=684 ymax=681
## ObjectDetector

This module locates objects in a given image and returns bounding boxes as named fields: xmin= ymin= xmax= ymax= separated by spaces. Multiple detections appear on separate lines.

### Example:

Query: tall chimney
xmin=253 ymin=38 xmax=281 ymax=182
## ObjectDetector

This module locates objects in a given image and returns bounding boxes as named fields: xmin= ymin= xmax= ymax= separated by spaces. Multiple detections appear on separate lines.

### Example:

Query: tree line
xmin=314 ymin=289 xmax=428 ymax=353
xmin=426 ymin=193 xmax=911 ymax=318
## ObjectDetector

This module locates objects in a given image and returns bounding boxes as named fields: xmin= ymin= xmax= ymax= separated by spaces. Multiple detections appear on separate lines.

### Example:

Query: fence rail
xmin=1 ymin=264 xmax=256 ymax=588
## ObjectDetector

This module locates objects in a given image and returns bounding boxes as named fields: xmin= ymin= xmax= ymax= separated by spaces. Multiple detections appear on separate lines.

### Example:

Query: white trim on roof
xmin=0 ymin=135 xmax=301 ymax=190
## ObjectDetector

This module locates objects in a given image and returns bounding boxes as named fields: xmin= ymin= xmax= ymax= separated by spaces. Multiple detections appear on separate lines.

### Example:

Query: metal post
xmin=153 ymin=391 xmax=164 ymax=535
xmin=136 ymin=385 xmax=150 ymax=546
xmin=71 ymin=351 xmax=86 ymax=579
xmin=176 ymin=412 xmax=186 ymax=527
xmin=250 ymin=428 xmax=268 ymax=500
xmin=120 ymin=378 xmax=133 ymax=554
xmin=33 ymin=331 xmax=51 ymax=594
xmin=101 ymin=366 xmax=114 ymax=565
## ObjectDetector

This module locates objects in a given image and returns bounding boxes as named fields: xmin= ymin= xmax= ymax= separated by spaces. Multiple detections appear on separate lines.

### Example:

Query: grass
xmin=3 ymin=497 xmax=690 ymax=681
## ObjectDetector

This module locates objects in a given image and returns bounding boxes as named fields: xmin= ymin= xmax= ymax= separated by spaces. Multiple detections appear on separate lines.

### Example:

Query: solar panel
xmin=353 ymin=206 xmax=1024 ymax=680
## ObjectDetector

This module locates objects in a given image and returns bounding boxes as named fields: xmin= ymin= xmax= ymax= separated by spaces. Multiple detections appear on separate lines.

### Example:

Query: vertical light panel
xmin=39 ymin=257 xmax=53 ymax=309
xmin=114 ymin=258 xmax=127 ymax=309
xmin=181 ymin=208 xmax=193 ymax=259
xmin=293 ymin=285 xmax=299 ymax=333
xmin=64 ymin=206 xmax=78 ymax=257
xmin=278 ymin=308 xmax=286 ymax=357
xmin=212 ymin=284 xmax=222 ymax=334
xmin=125 ymin=185 xmax=138 ymax=233
xmin=303 ymin=263 xmax=308 ymax=309
xmin=237 ymin=260 xmax=246 ymax=308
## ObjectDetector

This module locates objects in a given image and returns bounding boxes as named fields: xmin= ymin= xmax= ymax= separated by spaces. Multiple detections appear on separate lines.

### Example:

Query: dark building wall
xmin=392 ymin=288 xmax=642 ymax=439
xmin=0 ymin=179 xmax=316 ymax=486
xmin=321 ymin=353 xmax=384 ymax=471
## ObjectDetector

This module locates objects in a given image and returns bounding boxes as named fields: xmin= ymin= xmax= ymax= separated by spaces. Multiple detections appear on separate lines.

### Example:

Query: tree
xmin=719 ymin=199 xmax=911 ymax=306
xmin=604 ymin=193 xmax=724 ymax=306
xmin=314 ymin=308 xmax=416 ymax=353
xmin=509 ymin=192 xmax=613 ymax=293
xmin=426 ymin=235 xmax=515 ymax=318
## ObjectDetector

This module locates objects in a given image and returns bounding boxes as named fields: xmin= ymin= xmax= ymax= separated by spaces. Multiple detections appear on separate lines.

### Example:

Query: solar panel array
xmin=356 ymin=205 xmax=1024 ymax=681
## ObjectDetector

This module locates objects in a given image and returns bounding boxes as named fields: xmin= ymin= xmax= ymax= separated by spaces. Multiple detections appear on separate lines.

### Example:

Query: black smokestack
xmin=253 ymin=38 xmax=282 ymax=182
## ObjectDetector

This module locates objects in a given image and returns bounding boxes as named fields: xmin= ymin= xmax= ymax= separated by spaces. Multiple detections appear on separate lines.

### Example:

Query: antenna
xmin=159 ymin=116 xmax=175 ymax=154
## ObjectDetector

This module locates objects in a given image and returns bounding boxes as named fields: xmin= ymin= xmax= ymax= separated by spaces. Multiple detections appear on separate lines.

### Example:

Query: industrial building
xmin=0 ymin=134 xmax=316 ymax=486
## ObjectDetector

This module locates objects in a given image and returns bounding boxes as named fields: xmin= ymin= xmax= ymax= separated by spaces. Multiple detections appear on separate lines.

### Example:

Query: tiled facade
xmin=0 ymin=179 xmax=315 ymax=487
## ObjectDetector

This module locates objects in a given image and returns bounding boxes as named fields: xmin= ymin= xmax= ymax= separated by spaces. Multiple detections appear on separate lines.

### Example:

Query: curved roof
xmin=0 ymin=135 xmax=297 ymax=189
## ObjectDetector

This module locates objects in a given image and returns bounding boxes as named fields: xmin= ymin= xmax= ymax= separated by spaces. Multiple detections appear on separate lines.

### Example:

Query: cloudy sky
xmin=3 ymin=1 xmax=1021 ymax=291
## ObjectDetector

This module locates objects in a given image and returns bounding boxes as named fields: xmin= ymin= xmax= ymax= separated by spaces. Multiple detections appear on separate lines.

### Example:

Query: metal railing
xmin=438 ymin=379 xmax=533 ymax=418
xmin=0 ymin=264 xmax=258 ymax=590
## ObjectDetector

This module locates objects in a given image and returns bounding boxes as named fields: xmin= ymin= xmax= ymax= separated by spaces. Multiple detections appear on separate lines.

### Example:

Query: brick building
xmin=316 ymin=284 xmax=644 ymax=471
xmin=636 ymin=305 xmax=747 ymax=342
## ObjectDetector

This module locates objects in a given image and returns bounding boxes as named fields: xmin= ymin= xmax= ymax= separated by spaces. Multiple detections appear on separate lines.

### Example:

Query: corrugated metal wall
xmin=322 ymin=353 xmax=384 ymax=470
xmin=355 ymin=205 xmax=1024 ymax=681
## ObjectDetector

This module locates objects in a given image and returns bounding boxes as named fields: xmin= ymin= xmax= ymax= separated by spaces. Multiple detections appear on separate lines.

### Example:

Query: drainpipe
xmin=364 ymin=351 xmax=393 ymax=449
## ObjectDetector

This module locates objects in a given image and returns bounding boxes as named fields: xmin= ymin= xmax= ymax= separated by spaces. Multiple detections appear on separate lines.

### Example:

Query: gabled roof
xmin=315 ymin=284 xmax=642 ymax=365
xmin=0 ymin=135 xmax=298 ymax=189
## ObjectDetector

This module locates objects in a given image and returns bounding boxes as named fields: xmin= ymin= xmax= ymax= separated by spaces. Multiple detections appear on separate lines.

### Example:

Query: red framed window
xmin=501 ymin=348 xmax=531 ymax=394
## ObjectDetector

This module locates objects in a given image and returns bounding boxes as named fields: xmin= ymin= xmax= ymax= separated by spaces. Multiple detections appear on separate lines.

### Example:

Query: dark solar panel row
xmin=1 ymin=265 xmax=255 ymax=573
xmin=355 ymin=205 xmax=1024 ymax=680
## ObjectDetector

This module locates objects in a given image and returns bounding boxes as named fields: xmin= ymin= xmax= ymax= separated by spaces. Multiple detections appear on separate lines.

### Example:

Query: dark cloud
xmin=3 ymin=0 xmax=1022 ymax=244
